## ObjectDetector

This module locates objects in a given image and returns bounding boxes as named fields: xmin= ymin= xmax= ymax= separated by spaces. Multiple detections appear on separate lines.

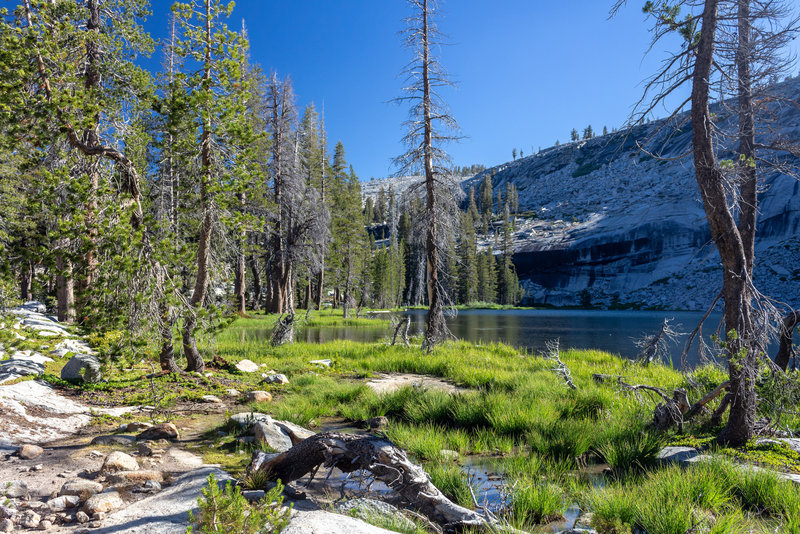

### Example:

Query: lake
xmin=242 ymin=308 xmax=737 ymax=368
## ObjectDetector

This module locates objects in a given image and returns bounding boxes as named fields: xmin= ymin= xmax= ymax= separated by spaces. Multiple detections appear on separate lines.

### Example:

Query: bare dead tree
xmin=545 ymin=339 xmax=576 ymax=389
xmin=635 ymin=318 xmax=683 ymax=366
xmin=394 ymin=0 xmax=461 ymax=351
xmin=613 ymin=0 xmax=799 ymax=445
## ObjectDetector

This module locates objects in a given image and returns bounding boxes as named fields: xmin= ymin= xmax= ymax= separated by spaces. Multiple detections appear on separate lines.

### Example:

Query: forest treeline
xmin=0 ymin=1 xmax=522 ymax=364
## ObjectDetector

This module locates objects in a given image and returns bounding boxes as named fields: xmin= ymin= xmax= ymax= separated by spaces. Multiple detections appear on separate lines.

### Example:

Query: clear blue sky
xmin=144 ymin=1 xmax=799 ymax=180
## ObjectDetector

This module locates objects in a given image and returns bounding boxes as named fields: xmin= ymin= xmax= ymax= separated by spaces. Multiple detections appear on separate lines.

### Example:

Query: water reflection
xmin=237 ymin=309 xmax=750 ymax=368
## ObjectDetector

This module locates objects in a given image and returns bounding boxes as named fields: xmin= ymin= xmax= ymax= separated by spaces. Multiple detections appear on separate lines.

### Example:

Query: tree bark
xmin=20 ymin=260 xmax=33 ymax=301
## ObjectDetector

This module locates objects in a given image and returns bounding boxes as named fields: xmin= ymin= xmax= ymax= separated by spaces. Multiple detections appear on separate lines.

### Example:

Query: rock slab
xmin=60 ymin=354 xmax=102 ymax=383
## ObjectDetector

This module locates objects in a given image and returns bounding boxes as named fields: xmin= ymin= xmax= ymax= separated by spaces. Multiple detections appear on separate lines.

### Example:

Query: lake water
xmin=243 ymin=308 xmax=737 ymax=368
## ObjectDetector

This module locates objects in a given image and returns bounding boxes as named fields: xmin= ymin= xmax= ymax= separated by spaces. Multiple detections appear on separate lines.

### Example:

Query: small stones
xmin=32 ymin=464 xmax=43 ymax=472
xmin=224 ymin=388 xmax=240 ymax=397
xmin=0 ymin=519 xmax=12 ymax=533
xmin=59 ymin=480 xmax=104 ymax=500
xmin=137 ymin=443 xmax=155 ymax=457
xmin=38 ymin=519 xmax=52 ymax=530
xmin=83 ymin=492 xmax=123 ymax=515
xmin=75 ymin=511 xmax=89 ymax=524
xmin=201 ymin=395 xmax=223 ymax=404
xmin=19 ymin=510 xmax=41 ymax=529
xmin=102 ymin=451 xmax=139 ymax=473
xmin=132 ymin=480 xmax=161 ymax=494
xmin=47 ymin=495 xmax=81 ymax=512
xmin=106 ymin=470 xmax=163 ymax=486
xmin=247 ymin=391 xmax=272 ymax=403
xmin=0 ymin=506 xmax=13 ymax=520
xmin=235 ymin=359 xmax=259 ymax=373
xmin=137 ymin=423 xmax=179 ymax=441
xmin=261 ymin=373 xmax=289 ymax=385
xmin=18 ymin=444 xmax=44 ymax=460
xmin=309 ymin=359 xmax=332 ymax=367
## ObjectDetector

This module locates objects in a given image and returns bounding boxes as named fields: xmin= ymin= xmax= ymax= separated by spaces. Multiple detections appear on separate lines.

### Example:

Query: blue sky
xmin=144 ymin=0 xmax=799 ymax=180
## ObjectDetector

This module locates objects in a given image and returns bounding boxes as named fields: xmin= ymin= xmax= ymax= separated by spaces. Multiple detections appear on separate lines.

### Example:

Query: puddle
xmin=460 ymin=456 xmax=509 ymax=513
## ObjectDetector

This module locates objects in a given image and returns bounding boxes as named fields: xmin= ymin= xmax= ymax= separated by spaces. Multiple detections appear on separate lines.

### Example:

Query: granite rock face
xmin=365 ymin=77 xmax=800 ymax=310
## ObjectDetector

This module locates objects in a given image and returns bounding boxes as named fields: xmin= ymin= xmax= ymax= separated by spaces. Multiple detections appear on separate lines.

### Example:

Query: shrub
xmin=187 ymin=473 xmax=290 ymax=534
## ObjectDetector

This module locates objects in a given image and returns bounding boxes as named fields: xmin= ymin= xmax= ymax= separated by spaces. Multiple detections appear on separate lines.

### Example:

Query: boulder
xmin=261 ymin=373 xmax=289 ymax=385
xmin=83 ymin=492 xmax=123 ymax=515
xmin=38 ymin=519 xmax=53 ymax=530
xmin=657 ymin=446 xmax=700 ymax=466
xmin=18 ymin=444 xmax=44 ymax=460
xmin=18 ymin=510 xmax=41 ymax=529
xmin=59 ymin=480 xmax=104 ymax=500
xmin=273 ymin=421 xmax=315 ymax=445
xmin=247 ymin=391 xmax=272 ymax=403
xmin=201 ymin=395 xmax=223 ymax=404
xmin=310 ymin=359 xmax=332 ymax=367
xmin=283 ymin=510 xmax=397 ymax=534
xmin=235 ymin=359 xmax=259 ymax=373
xmin=91 ymin=435 xmax=136 ymax=446
xmin=3 ymin=481 xmax=28 ymax=498
xmin=60 ymin=354 xmax=102 ymax=383
xmin=136 ymin=423 xmax=179 ymax=441
xmin=0 ymin=358 xmax=44 ymax=382
xmin=47 ymin=495 xmax=81 ymax=512
xmin=75 ymin=511 xmax=89 ymax=524
xmin=253 ymin=421 xmax=293 ymax=452
xmin=123 ymin=422 xmax=152 ymax=433
xmin=102 ymin=451 xmax=139 ymax=473
xmin=229 ymin=412 xmax=273 ymax=432
xmin=224 ymin=388 xmax=240 ymax=397
xmin=366 ymin=416 xmax=388 ymax=430
xmin=0 ymin=519 xmax=12 ymax=533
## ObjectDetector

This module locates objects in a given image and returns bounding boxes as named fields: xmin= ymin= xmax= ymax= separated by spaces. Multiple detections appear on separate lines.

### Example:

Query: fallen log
xmin=247 ymin=431 xmax=523 ymax=533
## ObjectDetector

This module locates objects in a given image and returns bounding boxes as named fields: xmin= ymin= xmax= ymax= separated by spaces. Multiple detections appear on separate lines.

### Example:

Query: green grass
xmin=32 ymin=310 xmax=800 ymax=532
xmin=589 ymin=459 xmax=800 ymax=534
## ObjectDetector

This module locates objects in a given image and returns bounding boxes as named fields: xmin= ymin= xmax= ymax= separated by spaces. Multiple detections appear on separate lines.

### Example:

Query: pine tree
xmin=570 ymin=129 xmax=579 ymax=141
xmin=457 ymin=211 xmax=478 ymax=304
xmin=583 ymin=125 xmax=594 ymax=139
xmin=480 ymin=174 xmax=493 ymax=216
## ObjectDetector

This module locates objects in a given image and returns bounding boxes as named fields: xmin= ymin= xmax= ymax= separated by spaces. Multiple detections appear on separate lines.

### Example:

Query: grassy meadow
xmin=18 ymin=310 xmax=800 ymax=533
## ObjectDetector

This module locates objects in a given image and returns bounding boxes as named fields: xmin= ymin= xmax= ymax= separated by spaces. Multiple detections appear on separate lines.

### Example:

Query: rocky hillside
xmin=369 ymin=77 xmax=800 ymax=310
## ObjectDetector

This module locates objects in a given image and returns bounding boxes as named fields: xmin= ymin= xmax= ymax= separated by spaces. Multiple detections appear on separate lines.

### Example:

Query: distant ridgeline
xmin=365 ymin=77 xmax=800 ymax=311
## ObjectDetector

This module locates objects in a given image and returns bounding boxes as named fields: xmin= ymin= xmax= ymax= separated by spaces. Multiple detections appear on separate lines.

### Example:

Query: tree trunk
xmin=76 ymin=0 xmax=101 ymax=321
xmin=182 ymin=0 xmax=214 ymax=373
xmin=775 ymin=311 xmax=800 ymax=371
xmin=248 ymin=255 xmax=262 ymax=310
xmin=691 ymin=0 xmax=756 ymax=446
xmin=56 ymin=252 xmax=74 ymax=324
xmin=20 ymin=260 xmax=33 ymax=301
xmin=421 ymin=0 xmax=447 ymax=349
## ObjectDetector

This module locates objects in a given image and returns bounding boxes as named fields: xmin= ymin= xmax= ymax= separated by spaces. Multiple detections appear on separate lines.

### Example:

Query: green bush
xmin=187 ymin=473 xmax=290 ymax=534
